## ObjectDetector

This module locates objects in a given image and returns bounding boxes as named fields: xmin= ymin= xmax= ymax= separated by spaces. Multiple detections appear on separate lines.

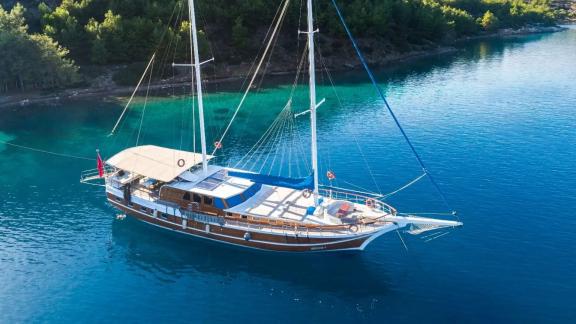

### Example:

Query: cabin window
xmin=241 ymin=215 xmax=247 ymax=219
xmin=193 ymin=193 xmax=202 ymax=203
xmin=160 ymin=213 xmax=168 ymax=220
xmin=204 ymin=196 xmax=213 ymax=206
xmin=183 ymin=192 xmax=191 ymax=201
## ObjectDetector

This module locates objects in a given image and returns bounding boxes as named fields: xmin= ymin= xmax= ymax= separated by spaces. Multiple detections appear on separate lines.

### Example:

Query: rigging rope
xmin=233 ymin=47 xmax=310 ymax=175
xmin=108 ymin=53 xmax=156 ymax=136
xmin=339 ymin=179 xmax=378 ymax=195
xmin=107 ymin=0 xmax=179 ymax=141
xmin=135 ymin=61 xmax=155 ymax=146
xmin=398 ymin=212 xmax=456 ymax=216
xmin=218 ymin=0 xmax=285 ymax=145
xmin=396 ymin=229 xmax=409 ymax=251
xmin=423 ymin=231 xmax=451 ymax=242
xmin=330 ymin=0 xmax=454 ymax=213
xmin=316 ymin=44 xmax=382 ymax=194
xmin=381 ymin=172 xmax=427 ymax=199
xmin=0 ymin=140 xmax=93 ymax=161
xmin=211 ymin=0 xmax=291 ymax=156
xmin=235 ymin=101 xmax=288 ymax=169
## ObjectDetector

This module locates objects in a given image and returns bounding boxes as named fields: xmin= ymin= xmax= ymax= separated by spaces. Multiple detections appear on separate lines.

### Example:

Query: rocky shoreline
xmin=0 ymin=25 xmax=567 ymax=109
xmin=455 ymin=25 xmax=567 ymax=42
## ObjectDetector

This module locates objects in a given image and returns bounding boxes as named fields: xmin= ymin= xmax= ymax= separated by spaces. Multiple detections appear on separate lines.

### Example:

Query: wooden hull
xmin=107 ymin=198 xmax=379 ymax=252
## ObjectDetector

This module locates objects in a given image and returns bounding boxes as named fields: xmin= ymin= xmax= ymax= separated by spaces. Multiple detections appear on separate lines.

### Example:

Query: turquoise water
xmin=1 ymin=29 xmax=575 ymax=323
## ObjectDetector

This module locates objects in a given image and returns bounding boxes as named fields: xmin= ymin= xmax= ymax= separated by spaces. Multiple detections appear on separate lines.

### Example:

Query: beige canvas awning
xmin=106 ymin=145 xmax=213 ymax=182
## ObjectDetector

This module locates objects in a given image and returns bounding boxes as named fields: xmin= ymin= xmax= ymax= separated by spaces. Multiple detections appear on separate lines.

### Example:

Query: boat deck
xmin=225 ymin=185 xmax=389 ymax=226
xmin=224 ymin=218 xmax=389 ymax=236
xmin=108 ymin=168 xmax=394 ymax=235
xmin=127 ymin=185 xmax=385 ymax=235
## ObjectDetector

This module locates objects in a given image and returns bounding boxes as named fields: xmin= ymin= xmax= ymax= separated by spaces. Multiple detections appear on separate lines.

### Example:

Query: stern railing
xmin=80 ymin=167 xmax=115 ymax=186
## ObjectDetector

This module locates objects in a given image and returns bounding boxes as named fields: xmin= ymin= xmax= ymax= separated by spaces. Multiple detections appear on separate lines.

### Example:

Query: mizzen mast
xmin=188 ymin=0 xmax=209 ymax=175
xmin=306 ymin=0 xmax=319 ymax=205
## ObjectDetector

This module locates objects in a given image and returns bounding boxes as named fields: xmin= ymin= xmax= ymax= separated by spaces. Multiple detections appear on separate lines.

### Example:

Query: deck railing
xmin=130 ymin=185 xmax=391 ymax=236
xmin=80 ymin=167 xmax=115 ymax=185
xmin=181 ymin=209 xmax=225 ymax=226
xmin=319 ymin=186 xmax=397 ymax=215
xmin=101 ymin=177 xmax=390 ymax=236
xmin=223 ymin=218 xmax=376 ymax=237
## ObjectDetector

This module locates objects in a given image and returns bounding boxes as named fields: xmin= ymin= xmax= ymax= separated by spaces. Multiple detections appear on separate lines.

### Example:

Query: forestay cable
xmin=330 ymin=0 xmax=454 ymax=213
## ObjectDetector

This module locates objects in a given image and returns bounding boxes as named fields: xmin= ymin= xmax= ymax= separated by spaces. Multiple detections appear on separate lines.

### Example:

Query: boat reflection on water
xmin=110 ymin=217 xmax=393 ymax=297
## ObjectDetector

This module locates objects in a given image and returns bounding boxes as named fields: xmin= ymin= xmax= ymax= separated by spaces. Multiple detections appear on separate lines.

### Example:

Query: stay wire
xmin=330 ymin=0 xmax=454 ymax=213
xmin=135 ymin=61 xmax=155 ymax=146
xmin=212 ymin=0 xmax=291 ymax=157
xmin=0 ymin=140 xmax=93 ymax=161
xmin=108 ymin=1 xmax=180 ymax=137
xmin=216 ymin=0 xmax=286 ymax=142
xmin=316 ymin=44 xmax=382 ymax=194
xmin=381 ymin=172 xmax=427 ymax=199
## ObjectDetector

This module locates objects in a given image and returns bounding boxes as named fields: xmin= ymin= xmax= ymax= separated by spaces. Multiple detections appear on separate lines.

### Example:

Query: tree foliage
xmin=27 ymin=0 xmax=558 ymax=66
xmin=0 ymin=3 xmax=78 ymax=93
xmin=480 ymin=10 xmax=500 ymax=30
xmin=441 ymin=5 xmax=478 ymax=35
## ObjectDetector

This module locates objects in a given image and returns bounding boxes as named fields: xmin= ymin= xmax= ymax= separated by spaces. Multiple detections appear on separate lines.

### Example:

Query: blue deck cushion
xmin=306 ymin=206 xmax=316 ymax=216
xmin=220 ymin=183 xmax=263 ymax=209
xmin=243 ymin=183 xmax=262 ymax=197
xmin=226 ymin=193 xmax=244 ymax=207
xmin=227 ymin=171 xmax=314 ymax=190
xmin=214 ymin=197 xmax=225 ymax=209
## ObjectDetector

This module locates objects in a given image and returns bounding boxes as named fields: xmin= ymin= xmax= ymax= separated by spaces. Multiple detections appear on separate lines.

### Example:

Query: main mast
xmin=306 ymin=0 xmax=319 ymax=204
xmin=188 ymin=0 xmax=208 ymax=175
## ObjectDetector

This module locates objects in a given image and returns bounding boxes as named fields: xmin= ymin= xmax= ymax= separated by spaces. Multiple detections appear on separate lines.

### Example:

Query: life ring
xmin=177 ymin=159 xmax=185 ymax=167
xmin=365 ymin=198 xmax=376 ymax=208
xmin=243 ymin=232 xmax=251 ymax=241
xmin=349 ymin=224 xmax=359 ymax=233
xmin=326 ymin=170 xmax=336 ymax=180
xmin=302 ymin=189 xmax=312 ymax=198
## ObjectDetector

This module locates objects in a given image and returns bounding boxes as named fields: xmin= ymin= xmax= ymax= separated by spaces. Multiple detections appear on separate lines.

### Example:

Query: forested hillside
xmin=0 ymin=0 xmax=559 ymax=93
xmin=0 ymin=4 xmax=78 ymax=93
xmin=551 ymin=0 xmax=576 ymax=21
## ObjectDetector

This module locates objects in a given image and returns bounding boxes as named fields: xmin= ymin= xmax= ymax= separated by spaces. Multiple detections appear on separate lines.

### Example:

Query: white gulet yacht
xmin=81 ymin=0 xmax=462 ymax=252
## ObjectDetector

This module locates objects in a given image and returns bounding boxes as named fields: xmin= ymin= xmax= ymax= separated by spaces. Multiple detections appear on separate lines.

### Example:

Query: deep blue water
xmin=1 ymin=28 xmax=575 ymax=323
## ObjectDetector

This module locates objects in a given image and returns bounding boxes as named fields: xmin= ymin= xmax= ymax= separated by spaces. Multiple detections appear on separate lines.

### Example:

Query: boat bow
xmin=382 ymin=215 xmax=462 ymax=228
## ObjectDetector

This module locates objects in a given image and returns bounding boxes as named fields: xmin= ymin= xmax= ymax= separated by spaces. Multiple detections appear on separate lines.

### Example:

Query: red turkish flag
xmin=97 ymin=150 xmax=104 ymax=178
